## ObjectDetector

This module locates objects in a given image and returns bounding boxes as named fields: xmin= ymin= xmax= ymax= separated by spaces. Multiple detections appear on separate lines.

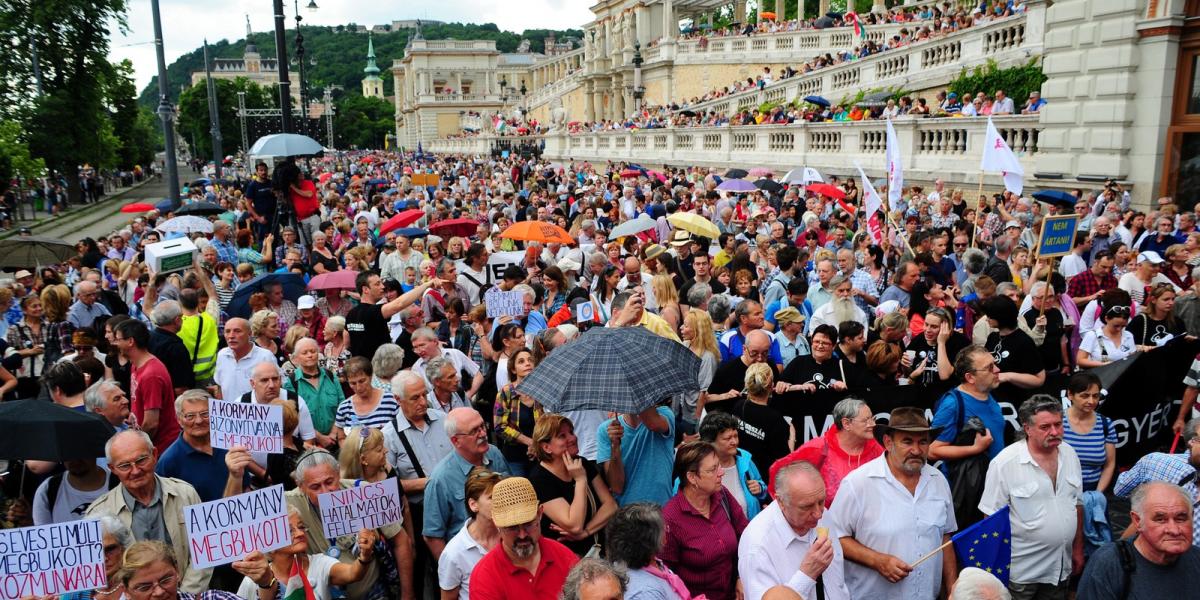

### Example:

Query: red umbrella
xmin=807 ymin=183 xmax=847 ymax=199
xmin=620 ymin=169 xmax=643 ymax=178
xmin=318 ymin=172 xmax=333 ymax=184
xmin=379 ymin=209 xmax=425 ymax=235
xmin=120 ymin=202 xmax=155 ymax=213
xmin=307 ymin=270 xmax=359 ymax=291
xmin=429 ymin=218 xmax=481 ymax=238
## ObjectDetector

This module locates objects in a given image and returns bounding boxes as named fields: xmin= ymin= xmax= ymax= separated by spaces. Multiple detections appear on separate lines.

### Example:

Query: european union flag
xmin=951 ymin=506 xmax=1012 ymax=584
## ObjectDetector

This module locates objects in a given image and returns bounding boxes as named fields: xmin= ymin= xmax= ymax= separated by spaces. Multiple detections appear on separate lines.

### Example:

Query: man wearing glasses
xmin=469 ymin=477 xmax=578 ymax=599
xmin=67 ymin=279 xmax=112 ymax=330
xmin=422 ymin=407 xmax=512 ymax=561
xmin=86 ymin=429 xmax=210 ymax=593
xmin=155 ymin=390 xmax=240 ymax=503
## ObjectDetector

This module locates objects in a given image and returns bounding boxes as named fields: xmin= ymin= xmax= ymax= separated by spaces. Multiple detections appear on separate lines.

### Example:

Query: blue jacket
xmin=674 ymin=448 xmax=768 ymax=519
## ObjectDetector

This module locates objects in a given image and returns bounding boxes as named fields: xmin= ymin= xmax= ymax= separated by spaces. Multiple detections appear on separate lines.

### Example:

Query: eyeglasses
xmin=453 ymin=423 xmax=487 ymax=438
xmin=111 ymin=454 xmax=152 ymax=473
xmin=103 ymin=544 xmax=122 ymax=554
xmin=181 ymin=411 xmax=209 ymax=423
xmin=129 ymin=573 xmax=179 ymax=594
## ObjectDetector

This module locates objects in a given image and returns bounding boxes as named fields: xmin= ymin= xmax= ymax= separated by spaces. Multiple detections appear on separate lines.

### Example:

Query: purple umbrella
xmin=717 ymin=178 xmax=758 ymax=193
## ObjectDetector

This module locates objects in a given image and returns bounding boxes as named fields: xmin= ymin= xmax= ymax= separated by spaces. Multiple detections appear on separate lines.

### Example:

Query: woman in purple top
xmin=660 ymin=440 xmax=749 ymax=600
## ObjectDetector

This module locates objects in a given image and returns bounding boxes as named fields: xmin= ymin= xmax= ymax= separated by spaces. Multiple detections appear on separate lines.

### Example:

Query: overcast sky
xmin=109 ymin=0 xmax=594 ymax=91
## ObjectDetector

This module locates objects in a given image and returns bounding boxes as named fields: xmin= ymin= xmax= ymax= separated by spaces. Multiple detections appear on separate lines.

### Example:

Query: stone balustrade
xmin=672 ymin=22 xmax=911 ymax=65
xmin=426 ymin=115 xmax=1043 ymax=188
xmin=674 ymin=13 xmax=1036 ymax=117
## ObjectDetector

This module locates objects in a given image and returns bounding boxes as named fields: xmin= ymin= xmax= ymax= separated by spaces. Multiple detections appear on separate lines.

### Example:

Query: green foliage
xmin=948 ymin=58 xmax=1047 ymax=108
xmin=333 ymin=95 xmax=395 ymax=149
xmin=138 ymin=23 xmax=583 ymax=109
xmin=104 ymin=59 xmax=159 ymax=169
xmin=177 ymin=77 xmax=274 ymax=159
xmin=0 ymin=120 xmax=46 ymax=193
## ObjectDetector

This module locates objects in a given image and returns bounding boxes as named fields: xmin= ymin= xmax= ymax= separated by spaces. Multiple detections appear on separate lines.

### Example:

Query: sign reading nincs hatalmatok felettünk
xmin=0 ymin=519 xmax=106 ymax=599
xmin=185 ymin=484 xmax=290 ymax=569
xmin=209 ymin=399 xmax=284 ymax=454
xmin=318 ymin=478 xmax=403 ymax=539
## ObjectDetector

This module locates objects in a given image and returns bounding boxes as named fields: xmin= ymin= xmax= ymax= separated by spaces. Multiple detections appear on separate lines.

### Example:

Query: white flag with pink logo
xmin=885 ymin=118 xmax=903 ymax=206
xmin=855 ymin=162 xmax=885 ymax=244
xmin=980 ymin=117 xmax=1024 ymax=196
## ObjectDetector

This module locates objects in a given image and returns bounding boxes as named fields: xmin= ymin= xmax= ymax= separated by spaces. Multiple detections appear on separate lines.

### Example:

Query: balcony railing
xmin=672 ymin=22 xmax=910 ymax=65
xmin=426 ymin=115 xmax=1042 ymax=185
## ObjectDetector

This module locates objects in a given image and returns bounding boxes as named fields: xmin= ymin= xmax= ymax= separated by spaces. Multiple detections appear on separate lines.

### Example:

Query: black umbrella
xmin=1032 ymin=190 xmax=1078 ymax=208
xmin=679 ymin=110 xmax=698 ymax=117
xmin=175 ymin=201 xmax=226 ymax=217
xmin=725 ymin=168 xmax=749 ymax=179
xmin=226 ymin=273 xmax=307 ymax=319
xmin=0 ymin=400 xmax=116 ymax=462
xmin=804 ymin=95 xmax=831 ymax=108
xmin=862 ymin=91 xmax=894 ymax=103
xmin=0 ymin=235 xmax=76 ymax=267
xmin=813 ymin=16 xmax=835 ymax=28
xmin=755 ymin=178 xmax=784 ymax=193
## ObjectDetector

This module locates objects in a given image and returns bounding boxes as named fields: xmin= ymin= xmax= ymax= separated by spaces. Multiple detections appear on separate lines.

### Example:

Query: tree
xmin=0 ymin=0 xmax=129 ymax=203
xmin=0 ymin=120 xmax=46 ymax=194
xmin=333 ymin=94 xmax=394 ymax=149
xmin=176 ymin=77 xmax=273 ymax=159
xmin=105 ymin=59 xmax=158 ymax=169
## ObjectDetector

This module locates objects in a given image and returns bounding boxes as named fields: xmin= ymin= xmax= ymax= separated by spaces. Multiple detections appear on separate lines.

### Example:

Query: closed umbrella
xmin=226 ymin=273 xmax=307 ymax=319
xmin=248 ymin=133 xmax=323 ymax=158
xmin=717 ymin=179 xmax=758 ymax=193
xmin=175 ymin=201 xmax=226 ymax=217
xmin=609 ymin=214 xmax=657 ymax=239
xmin=429 ymin=218 xmax=481 ymax=238
xmin=156 ymin=216 xmax=213 ymax=235
xmin=0 ymin=400 xmax=115 ymax=462
xmin=500 ymin=221 xmax=575 ymax=245
xmin=380 ymin=210 xmax=425 ymax=235
xmin=517 ymin=327 xmax=701 ymax=414
xmin=308 ymin=270 xmax=359 ymax=292
xmin=0 ymin=236 xmax=76 ymax=267
xmin=668 ymin=213 xmax=721 ymax=240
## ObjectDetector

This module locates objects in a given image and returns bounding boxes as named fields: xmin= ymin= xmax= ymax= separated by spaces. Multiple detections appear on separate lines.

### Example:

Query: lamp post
xmin=520 ymin=82 xmax=527 ymax=113
xmin=150 ymin=0 xmax=180 ymax=206
xmin=294 ymin=0 xmax=318 ymax=137
xmin=632 ymin=40 xmax=645 ymax=113
xmin=500 ymin=76 xmax=508 ymax=102
xmin=272 ymin=0 xmax=293 ymax=133
xmin=203 ymin=39 xmax=223 ymax=178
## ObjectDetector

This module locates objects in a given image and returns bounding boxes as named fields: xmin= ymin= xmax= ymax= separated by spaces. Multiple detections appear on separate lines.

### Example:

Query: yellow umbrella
xmin=668 ymin=212 xmax=721 ymax=240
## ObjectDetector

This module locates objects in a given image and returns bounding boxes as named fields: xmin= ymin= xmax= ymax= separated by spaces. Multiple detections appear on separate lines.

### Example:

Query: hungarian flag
xmin=846 ymin=12 xmax=868 ymax=42
xmin=283 ymin=559 xmax=316 ymax=600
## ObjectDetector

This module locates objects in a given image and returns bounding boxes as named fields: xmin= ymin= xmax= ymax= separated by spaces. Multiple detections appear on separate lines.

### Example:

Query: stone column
xmin=613 ymin=74 xmax=626 ymax=119
xmin=734 ymin=0 xmax=746 ymax=24
xmin=819 ymin=0 xmax=830 ymax=16
xmin=775 ymin=0 xmax=785 ymax=20
xmin=872 ymin=0 xmax=886 ymax=14
xmin=662 ymin=0 xmax=675 ymax=42
xmin=584 ymin=81 xmax=595 ymax=122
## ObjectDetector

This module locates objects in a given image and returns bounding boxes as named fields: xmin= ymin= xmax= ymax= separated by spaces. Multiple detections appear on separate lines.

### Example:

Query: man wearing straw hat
xmin=469 ymin=477 xmax=579 ymax=599
xmin=826 ymin=407 xmax=958 ymax=599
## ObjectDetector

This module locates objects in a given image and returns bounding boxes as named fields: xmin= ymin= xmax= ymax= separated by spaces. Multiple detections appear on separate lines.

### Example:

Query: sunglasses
xmin=1104 ymin=305 xmax=1131 ymax=318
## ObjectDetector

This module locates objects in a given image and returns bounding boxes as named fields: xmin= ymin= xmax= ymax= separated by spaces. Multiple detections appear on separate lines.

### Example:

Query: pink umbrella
xmin=647 ymin=170 xmax=668 ymax=183
xmin=308 ymin=270 xmax=358 ymax=291
xmin=749 ymin=167 xmax=774 ymax=177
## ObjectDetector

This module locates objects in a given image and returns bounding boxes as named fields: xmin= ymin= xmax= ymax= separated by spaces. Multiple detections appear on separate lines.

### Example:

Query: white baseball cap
xmin=297 ymin=295 xmax=316 ymax=310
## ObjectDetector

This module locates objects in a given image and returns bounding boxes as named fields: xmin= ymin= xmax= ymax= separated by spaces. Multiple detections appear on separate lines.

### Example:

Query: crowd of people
xmin=0 ymin=149 xmax=1197 ymax=600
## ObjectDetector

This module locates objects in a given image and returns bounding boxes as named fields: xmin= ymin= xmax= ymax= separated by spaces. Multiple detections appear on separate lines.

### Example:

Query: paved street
xmin=34 ymin=167 xmax=203 ymax=242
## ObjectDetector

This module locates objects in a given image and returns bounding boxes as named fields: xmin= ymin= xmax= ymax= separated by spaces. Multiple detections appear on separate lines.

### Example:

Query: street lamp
xmin=293 ymin=0 xmax=318 ymax=137
xmin=632 ymin=40 xmax=645 ymax=112
xmin=150 ymin=0 xmax=180 ymax=206
xmin=499 ymin=76 xmax=507 ymax=101
xmin=272 ymin=0 xmax=293 ymax=133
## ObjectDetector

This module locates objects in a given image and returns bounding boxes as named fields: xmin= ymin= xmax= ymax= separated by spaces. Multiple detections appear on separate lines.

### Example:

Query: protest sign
xmin=576 ymin=301 xmax=595 ymax=323
xmin=1035 ymin=214 xmax=1079 ymax=259
xmin=185 ymin=485 xmax=290 ymax=569
xmin=209 ymin=399 xmax=284 ymax=454
xmin=454 ymin=250 xmax=524 ymax=289
xmin=317 ymin=478 xmax=404 ymax=539
xmin=485 ymin=288 xmax=525 ymax=318
xmin=0 ymin=519 xmax=105 ymax=599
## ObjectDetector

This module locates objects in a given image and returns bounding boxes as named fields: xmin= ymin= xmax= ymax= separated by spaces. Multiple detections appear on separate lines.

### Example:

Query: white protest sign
xmin=209 ymin=399 xmax=284 ymax=454
xmin=185 ymin=485 xmax=290 ymax=569
xmin=0 ymin=519 xmax=105 ymax=599
xmin=576 ymin=301 xmax=595 ymax=323
xmin=317 ymin=478 xmax=404 ymax=540
xmin=485 ymin=288 xmax=526 ymax=318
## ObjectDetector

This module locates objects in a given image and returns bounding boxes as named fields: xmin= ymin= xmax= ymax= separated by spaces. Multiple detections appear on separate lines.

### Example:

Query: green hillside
xmin=138 ymin=22 xmax=582 ymax=108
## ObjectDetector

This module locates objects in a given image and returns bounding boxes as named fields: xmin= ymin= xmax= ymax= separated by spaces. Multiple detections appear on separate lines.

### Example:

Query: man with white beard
xmin=809 ymin=275 xmax=868 ymax=333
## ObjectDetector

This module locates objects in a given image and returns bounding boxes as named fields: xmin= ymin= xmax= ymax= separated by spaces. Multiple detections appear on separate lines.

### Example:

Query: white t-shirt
xmin=33 ymin=471 xmax=110 ymax=525
xmin=1118 ymin=271 xmax=1178 ymax=305
xmin=237 ymin=553 xmax=337 ymax=600
xmin=438 ymin=519 xmax=489 ymax=600
xmin=1079 ymin=329 xmax=1137 ymax=363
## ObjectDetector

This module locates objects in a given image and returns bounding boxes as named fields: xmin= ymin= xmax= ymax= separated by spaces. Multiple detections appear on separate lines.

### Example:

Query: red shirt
xmin=468 ymin=537 xmax=579 ymax=600
xmin=290 ymin=179 xmax=319 ymax=220
xmin=131 ymin=356 xmax=180 ymax=455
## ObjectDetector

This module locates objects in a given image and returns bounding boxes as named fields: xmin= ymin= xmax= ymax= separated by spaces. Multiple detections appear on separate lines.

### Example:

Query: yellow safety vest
xmin=178 ymin=312 xmax=219 ymax=380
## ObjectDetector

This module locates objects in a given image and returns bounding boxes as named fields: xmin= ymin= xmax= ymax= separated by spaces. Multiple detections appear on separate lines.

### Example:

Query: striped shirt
xmin=334 ymin=393 xmax=400 ymax=432
xmin=1062 ymin=414 xmax=1116 ymax=486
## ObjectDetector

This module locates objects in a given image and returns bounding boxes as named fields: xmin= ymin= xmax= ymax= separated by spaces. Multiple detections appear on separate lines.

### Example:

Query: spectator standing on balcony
xmin=992 ymin=90 xmax=1016 ymax=115
xmin=1023 ymin=91 xmax=1046 ymax=114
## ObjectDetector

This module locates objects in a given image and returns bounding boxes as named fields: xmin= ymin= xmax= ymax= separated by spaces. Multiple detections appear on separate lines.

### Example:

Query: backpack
xmin=46 ymin=471 xmax=121 ymax=515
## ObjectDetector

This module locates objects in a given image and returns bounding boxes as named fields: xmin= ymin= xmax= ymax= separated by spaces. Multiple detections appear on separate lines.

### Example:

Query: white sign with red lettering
xmin=317 ymin=478 xmax=404 ymax=539
xmin=184 ymin=485 xmax=290 ymax=569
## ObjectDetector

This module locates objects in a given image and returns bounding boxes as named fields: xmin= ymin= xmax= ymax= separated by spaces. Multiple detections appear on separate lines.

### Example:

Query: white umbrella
xmin=248 ymin=133 xmax=323 ymax=158
xmin=782 ymin=167 xmax=826 ymax=185
xmin=156 ymin=215 xmax=213 ymax=234
xmin=609 ymin=214 xmax=657 ymax=238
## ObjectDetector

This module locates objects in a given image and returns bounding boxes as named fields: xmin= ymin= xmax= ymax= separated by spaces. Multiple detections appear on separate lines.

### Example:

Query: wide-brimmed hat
xmin=668 ymin=230 xmax=692 ymax=247
xmin=491 ymin=477 xmax=539 ymax=528
xmin=643 ymin=243 xmax=667 ymax=261
xmin=774 ymin=306 xmax=805 ymax=325
xmin=876 ymin=407 xmax=942 ymax=441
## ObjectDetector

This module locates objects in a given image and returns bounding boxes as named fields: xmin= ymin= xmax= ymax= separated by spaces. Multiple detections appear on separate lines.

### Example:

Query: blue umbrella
xmin=804 ymin=95 xmax=831 ymax=107
xmin=393 ymin=227 xmax=429 ymax=238
xmin=517 ymin=326 xmax=701 ymax=414
xmin=226 ymin=273 xmax=307 ymax=319
xmin=383 ymin=188 xmax=399 ymax=195
xmin=154 ymin=198 xmax=174 ymax=212
xmin=368 ymin=178 xmax=387 ymax=186
xmin=1032 ymin=189 xmax=1078 ymax=208
xmin=193 ymin=178 xmax=212 ymax=186
xmin=717 ymin=179 xmax=758 ymax=193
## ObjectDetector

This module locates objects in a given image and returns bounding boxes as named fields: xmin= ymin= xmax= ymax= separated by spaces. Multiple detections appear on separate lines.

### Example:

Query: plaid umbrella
xmin=517 ymin=326 xmax=700 ymax=414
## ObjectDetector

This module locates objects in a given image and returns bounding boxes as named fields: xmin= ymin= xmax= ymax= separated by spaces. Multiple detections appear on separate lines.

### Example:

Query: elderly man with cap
xmin=826 ymin=407 xmax=958 ymax=599
xmin=1118 ymin=250 xmax=1179 ymax=304
xmin=772 ymin=306 xmax=809 ymax=369
xmin=468 ymin=477 xmax=580 ymax=599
